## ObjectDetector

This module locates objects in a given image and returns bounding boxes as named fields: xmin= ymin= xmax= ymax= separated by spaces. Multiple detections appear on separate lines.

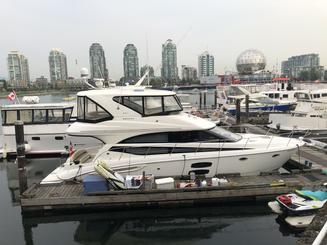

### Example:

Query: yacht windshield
xmin=113 ymin=95 xmax=182 ymax=116
xmin=209 ymin=127 xmax=242 ymax=142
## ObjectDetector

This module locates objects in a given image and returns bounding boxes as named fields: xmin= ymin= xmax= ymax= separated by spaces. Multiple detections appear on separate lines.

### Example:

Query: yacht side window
xmin=322 ymin=93 xmax=327 ymax=97
xmin=33 ymin=109 xmax=47 ymax=123
xmin=64 ymin=108 xmax=73 ymax=122
xmin=77 ymin=96 xmax=113 ymax=123
xmin=164 ymin=96 xmax=182 ymax=112
xmin=19 ymin=110 xmax=32 ymax=124
xmin=48 ymin=109 xmax=63 ymax=123
xmin=123 ymin=96 xmax=144 ymax=114
xmin=144 ymin=96 xmax=163 ymax=115
xmin=5 ymin=110 xmax=17 ymax=125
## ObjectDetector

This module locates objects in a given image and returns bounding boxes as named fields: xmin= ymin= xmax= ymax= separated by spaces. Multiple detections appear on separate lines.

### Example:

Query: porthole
xmin=239 ymin=157 xmax=248 ymax=161
xmin=272 ymin=154 xmax=280 ymax=158
xmin=188 ymin=169 xmax=209 ymax=175
xmin=32 ymin=137 xmax=40 ymax=141
xmin=191 ymin=162 xmax=212 ymax=168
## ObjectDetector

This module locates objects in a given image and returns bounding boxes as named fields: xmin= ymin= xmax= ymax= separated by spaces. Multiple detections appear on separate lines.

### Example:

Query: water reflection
xmin=22 ymin=205 xmax=274 ymax=245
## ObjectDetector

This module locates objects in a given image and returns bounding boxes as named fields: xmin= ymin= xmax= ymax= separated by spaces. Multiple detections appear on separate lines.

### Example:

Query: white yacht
xmin=268 ymin=101 xmax=327 ymax=133
xmin=41 ymin=86 xmax=304 ymax=184
xmin=261 ymin=89 xmax=327 ymax=103
xmin=216 ymin=85 xmax=296 ymax=114
xmin=0 ymin=102 xmax=102 ymax=158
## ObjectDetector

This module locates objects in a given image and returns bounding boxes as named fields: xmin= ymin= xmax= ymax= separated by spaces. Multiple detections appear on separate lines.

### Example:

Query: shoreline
xmin=0 ymin=90 xmax=76 ymax=99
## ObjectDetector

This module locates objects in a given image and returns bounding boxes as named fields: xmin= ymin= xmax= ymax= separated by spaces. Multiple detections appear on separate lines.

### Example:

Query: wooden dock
xmin=21 ymin=170 xmax=327 ymax=215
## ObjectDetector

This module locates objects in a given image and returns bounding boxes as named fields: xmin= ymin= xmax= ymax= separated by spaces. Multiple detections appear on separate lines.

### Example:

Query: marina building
xmin=123 ymin=44 xmax=139 ymax=82
xmin=48 ymin=49 xmax=68 ymax=83
xmin=7 ymin=51 xmax=30 ymax=88
xmin=281 ymin=54 xmax=324 ymax=80
xmin=161 ymin=39 xmax=178 ymax=84
xmin=140 ymin=65 xmax=155 ymax=78
xmin=198 ymin=51 xmax=214 ymax=77
xmin=181 ymin=65 xmax=197 ymax=81
xmin=89 ymin=43 xmax=108 ymax=80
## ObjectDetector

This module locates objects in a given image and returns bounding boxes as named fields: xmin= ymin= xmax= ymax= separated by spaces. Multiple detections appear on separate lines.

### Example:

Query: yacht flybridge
xmin=42 ymin=86 xmax=304 ymax=184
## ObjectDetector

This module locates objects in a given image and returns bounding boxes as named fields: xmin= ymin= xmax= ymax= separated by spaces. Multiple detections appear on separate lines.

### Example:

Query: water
xmin=0 ymin=158 xmax=302 ymax=245
xmin=0 ymin=92 xmax=302 ymax=244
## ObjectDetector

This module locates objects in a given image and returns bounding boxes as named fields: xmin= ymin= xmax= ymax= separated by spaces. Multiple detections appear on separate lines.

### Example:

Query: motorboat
xmin=0 ymin=101 xmax=103 ymax=158
xmin=268 ymin=188 xmax=327 ymax=228
xmin=216 ymin=85 xmax=296 ymax=114
xmin=268 ymin=101 xmax=327 ymax=133
xmin=41 ymin=86 xmax=304 ymax=184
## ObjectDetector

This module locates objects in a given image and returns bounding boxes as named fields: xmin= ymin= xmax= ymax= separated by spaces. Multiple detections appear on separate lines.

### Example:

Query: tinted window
xmin=20 ymin=110 xmax=32 ymax=123
xmin=48 ymin=109 xmax=63 ymax=123
xmin=322 ymin=93 xmax=327 ymax=97
xmin=33 ymin=109 xmax=46 ymax=123
xmin=64 ymin=108 xmax=73 ymax=122
xmin=77 ymin=96 xmax=84 ymax=120
xmin=123 ymin=96 xmax=144 ymax=114
xmin=77 ymin=96 xmax=113 ymax=122
xmin=120 ymin=128 xmax=240 ymax=144
xmin=144 ymin=96 xmax=163 ymax=115
xmin=164 ymin=96 xmax=181 ymax=112
xmin=5 ymin=111 xmax=17 ymax=124
xmin=282 ymin=94 xmax=288 ymax=98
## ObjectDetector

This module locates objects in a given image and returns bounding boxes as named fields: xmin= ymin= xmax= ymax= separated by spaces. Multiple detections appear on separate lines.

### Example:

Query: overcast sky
xmin=1 ymin=0 xmax=326 ymax=80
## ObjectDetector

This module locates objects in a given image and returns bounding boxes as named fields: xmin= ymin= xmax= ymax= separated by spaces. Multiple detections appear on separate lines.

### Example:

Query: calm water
xmin=0 ymin=93 xmax=302 ymax=245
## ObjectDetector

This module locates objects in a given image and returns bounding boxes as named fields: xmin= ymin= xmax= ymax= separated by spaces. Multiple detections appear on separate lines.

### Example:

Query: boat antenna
xmin=146 ymin=33 xmax=150 ymax=86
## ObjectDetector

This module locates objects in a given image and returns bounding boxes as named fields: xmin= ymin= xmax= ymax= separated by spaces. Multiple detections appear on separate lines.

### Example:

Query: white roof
xmin=77 ymin=87 xmax=176 ymax=97
xmin=1 ymin=103 xmax=74 ymax=110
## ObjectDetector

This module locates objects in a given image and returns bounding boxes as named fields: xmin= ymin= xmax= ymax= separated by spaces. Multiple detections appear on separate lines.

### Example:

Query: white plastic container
xmin=155 ymin=177 xmax=175 ymax=189
xmin=212 ymin=178 xmax=219 ymax=187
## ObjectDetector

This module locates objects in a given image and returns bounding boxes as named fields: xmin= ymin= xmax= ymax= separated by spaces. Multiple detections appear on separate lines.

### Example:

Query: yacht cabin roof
xmin=77 ymin=87 xmax=176 ymax=97
xmin=1 ymin=103 xmax=74 ymax=110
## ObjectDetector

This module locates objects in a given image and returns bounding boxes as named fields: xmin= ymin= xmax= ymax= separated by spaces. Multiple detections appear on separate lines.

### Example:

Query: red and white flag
xmin=7 ymin=90 xmax=16 ymax=101
xmin=69 ymin=141 xmax=75 ymax=157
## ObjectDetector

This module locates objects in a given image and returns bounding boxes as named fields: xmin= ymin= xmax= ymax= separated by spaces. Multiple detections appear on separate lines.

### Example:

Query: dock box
xmin=83 ymin=175 xmax=108 ymax=194
xmin=155 ymin=177 xmax=175 ymax=190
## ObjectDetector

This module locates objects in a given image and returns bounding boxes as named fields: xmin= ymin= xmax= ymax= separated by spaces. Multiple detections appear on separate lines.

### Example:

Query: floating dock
xmin=21 ymin=168 xmax=327 ymax=215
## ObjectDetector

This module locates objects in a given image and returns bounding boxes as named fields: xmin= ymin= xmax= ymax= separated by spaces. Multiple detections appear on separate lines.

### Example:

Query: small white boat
xmin=268 ymin=101 xmax=327 ymax=133
xmin=284 ymin=215 xmax=315 ymax=229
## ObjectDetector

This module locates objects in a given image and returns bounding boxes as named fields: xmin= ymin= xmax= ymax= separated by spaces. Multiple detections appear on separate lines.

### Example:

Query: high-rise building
xmin=89 ymin=43 xmax=108 ymax=80
xmin=140 ymin=65 xmax=155 ymax=78
xmin=281 ymin=54 xmax=324 ymax=80
xmin=48 ymin=49 xmax=68 ymax=83
xmin=198 ymin=51 xmax=214 ymax=77
xmin=123 ymin=44 xmax=139 ymax=82
xmin=7 ymin=51 xmax=30 ymax=88
xmin=161 ymin=39 xmax=178 ymax=83
xmin=181 ymin=65 xmax=197 ymax=81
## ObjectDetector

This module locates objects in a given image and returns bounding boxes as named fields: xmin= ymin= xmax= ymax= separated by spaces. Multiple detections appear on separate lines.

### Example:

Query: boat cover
xmin=295 ymin=190 xmax=327 ymax=201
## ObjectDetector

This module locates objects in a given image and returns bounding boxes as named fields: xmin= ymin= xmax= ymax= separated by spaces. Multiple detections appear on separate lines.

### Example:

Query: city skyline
xmin=1 ymin=0 xmax=327 ymax=81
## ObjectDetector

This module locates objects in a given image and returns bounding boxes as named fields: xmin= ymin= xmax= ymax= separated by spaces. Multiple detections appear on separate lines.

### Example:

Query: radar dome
xmin=80 ymin=68 xmax=89 ymax=77
xmin=236 ymin=49 xmax=266 ymax=75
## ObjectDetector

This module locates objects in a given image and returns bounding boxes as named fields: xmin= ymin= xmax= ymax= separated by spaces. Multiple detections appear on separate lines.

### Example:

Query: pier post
xmin=214 ymin=90 xmax=218 ymax=109
xmin=203 ymin=91 xmax=207 ymax=109
xmin=245 ymin=95 xmax=249 ymax=122
xmin=199 ymin=92 xmax=202 ymax=110
xmin=236 ymin=99 xmax=241 ymax=125
xmin=15 ymin=121 xmax=28 ymax=195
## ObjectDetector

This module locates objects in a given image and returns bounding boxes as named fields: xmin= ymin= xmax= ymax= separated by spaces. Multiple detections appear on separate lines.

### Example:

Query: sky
xmin=1 ymin=0 xmax=327 ymax=81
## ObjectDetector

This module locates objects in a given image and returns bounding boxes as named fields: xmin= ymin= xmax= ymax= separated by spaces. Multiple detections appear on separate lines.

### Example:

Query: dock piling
xmin=245 ymin=95 xmax=249 ymax=122
xmin=214 ymin=90 xmax=218 ymax=109
xmin=236 ymin=99 xmax=241 ymax=125
xmin=15 ymin=121 xmax=28 ymax=195
xmin=199 ymin=92 xmax=202 ymax=110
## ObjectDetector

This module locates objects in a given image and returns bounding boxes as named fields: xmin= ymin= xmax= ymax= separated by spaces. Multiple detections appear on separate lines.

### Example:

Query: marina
xmin=1 ymin=85 xmax=327 ymax=245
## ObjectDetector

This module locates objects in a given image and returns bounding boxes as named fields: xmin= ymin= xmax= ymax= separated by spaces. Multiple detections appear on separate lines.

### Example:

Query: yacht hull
xmin=41 ymin=145 xmax=297 ymax=184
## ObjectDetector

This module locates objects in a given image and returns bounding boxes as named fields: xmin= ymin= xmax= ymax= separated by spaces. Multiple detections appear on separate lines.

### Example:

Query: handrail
xmin=266 ymin=136 xmax=274 ymax=149
xmin=312 ymin=221 xmax=327 ymax=245
xmin=243 ymin=138 xmax=250 ymax=150
xmin=195 ymin=142 xmax=202 ymax=154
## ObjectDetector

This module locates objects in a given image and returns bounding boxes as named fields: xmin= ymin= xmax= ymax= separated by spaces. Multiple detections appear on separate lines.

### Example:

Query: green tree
xmin=309 ymin=68 xmax=321 ymax=81
xmin=298 ymin=70 xmax=309 ymax=81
